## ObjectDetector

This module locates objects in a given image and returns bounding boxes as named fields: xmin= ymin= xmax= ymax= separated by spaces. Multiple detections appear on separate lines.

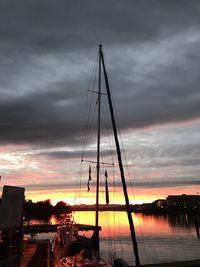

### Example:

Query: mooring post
xmin=194 ymin=214 xmax=199 ymax=239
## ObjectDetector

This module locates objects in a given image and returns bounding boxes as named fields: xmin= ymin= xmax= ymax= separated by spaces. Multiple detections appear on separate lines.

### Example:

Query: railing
xmin=0 ymin=255 xmax=20 ymax=267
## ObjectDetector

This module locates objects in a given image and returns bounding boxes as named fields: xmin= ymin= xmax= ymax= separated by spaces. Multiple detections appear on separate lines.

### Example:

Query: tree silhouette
xmin=25 ymin=199 xmax=71 ymax=219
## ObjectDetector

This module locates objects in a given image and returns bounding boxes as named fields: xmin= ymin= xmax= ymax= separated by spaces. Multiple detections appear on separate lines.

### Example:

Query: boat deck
xmin=20 ymin=240 xmax=50 ymax=267
xmin=20 ymin=242 xmax=37 ymax=267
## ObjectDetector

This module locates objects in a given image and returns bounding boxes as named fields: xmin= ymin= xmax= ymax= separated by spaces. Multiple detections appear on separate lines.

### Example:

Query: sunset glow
xmin=1 ymin=3 xmax=200 ymax=266
xmin=1 ymin=2 xmax=200 ymax=206
xmin=1 ymin=119 xmax=200 ymax=205
xmin=22 ymin=184 xmax=199 ymax=206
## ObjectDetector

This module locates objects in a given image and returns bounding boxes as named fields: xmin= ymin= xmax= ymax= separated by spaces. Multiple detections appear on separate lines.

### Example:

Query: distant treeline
xmin=23 ymin=198 xmax=200 ymax=219
xmin=71 ymin=203 xmax=200 ymax=215
xmin=25 ymin=200 xmax=71 ymax=219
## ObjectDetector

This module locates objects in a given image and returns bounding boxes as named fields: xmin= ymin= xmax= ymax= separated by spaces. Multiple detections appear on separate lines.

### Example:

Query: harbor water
xmin=26 ymin=211 xmax=200 ymax=265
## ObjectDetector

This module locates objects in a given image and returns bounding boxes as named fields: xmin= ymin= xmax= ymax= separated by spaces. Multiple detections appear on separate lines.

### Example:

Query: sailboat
xmin=52 ymin=45 xmax=141 ymax=267
xmin=52 ymin=45 xmax=200 ymax=267
xmin=93 ymin=44 xmax=140 ymax=266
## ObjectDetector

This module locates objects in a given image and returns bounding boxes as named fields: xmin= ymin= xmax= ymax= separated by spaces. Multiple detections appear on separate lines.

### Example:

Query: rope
xmin=81 ymin=55 xmax=98 ymax=161
xmin=107 ymin=79 xmax=149 ymax=264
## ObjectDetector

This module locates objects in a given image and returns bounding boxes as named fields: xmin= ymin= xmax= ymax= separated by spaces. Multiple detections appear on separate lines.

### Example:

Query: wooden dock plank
xmin=24 ymin=223 xmax=101 ymax=234
xmin=20 ymin=242 xmax=37 ymax=267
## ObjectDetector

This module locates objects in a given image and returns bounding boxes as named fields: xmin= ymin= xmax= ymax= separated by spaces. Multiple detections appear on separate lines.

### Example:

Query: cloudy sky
xmin=0 ymin=0 xmax=200 ymax=204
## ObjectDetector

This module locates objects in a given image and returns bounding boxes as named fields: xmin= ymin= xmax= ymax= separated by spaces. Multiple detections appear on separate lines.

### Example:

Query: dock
xmin=20 ymin=239 xmax=51 ymax=267
xmin=20 ymin=242 xmax=37 ymax=267
xmin=24 ymin=240 xmax=50 ymax=267
xmin=24 ymin=224 xmax=57 ymax=233
xmin=24 ymin=223 xmax=101 ymax=234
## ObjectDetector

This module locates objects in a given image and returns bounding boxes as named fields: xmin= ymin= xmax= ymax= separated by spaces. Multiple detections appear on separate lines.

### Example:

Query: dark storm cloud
xmin=38 ymin=149 xmax=115 ymax=159
xmin=1 ymin=0 xmax=199 ymax=51
xmin=139 ymin=143 xmax=200 ymax=168
xmin=1 ymin=0 xmax=200 ymax=146
xmin=131 ymin=179 xmax=200 ymax=188
xmin=22 ymin=177 xmax=200 ymax=192
xmin=0 ymin=82 xmax=86 ymax=145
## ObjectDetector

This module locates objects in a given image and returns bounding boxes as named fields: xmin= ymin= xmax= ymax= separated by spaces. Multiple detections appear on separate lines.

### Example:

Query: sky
xmin=0 ymin=0 xmax=200 ymax=205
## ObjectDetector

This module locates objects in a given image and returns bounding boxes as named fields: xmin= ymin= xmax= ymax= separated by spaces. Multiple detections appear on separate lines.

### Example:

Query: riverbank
xmin=70 ymin=203 xmax=200 ymax=215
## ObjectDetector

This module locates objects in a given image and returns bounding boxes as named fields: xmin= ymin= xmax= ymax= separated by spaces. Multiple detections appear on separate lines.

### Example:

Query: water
xmin=26 ymin=212 xmax=200 ymax=265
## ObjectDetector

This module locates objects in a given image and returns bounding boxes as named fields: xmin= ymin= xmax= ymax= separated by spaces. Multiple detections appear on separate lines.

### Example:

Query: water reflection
xmin=25 ymin=212 xmax=199 ymax=237
xmin=25 ymin=213 xmax=71 ymax=225
xmin=25 ymin=212 xmax=200 ymax=265
xmin=167 ymin=213 xmax=197 ymax=227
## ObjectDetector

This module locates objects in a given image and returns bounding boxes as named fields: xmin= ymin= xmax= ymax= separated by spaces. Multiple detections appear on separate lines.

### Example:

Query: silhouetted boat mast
xmin=95 ymin=44 xmax=140 ymax=266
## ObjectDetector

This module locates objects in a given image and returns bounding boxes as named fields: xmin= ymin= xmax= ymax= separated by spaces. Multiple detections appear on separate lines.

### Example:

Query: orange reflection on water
xmin=49 ymin=215 xmax=58 ymax=225
xmin=72 ymin=211 xmax=171 ymax=238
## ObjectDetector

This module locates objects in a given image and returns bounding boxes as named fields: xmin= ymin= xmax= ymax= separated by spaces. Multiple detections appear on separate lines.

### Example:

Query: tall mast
xmin=100 ymin=47 xmax=140 ymax=266
xmin=95 ymin=44 xmax=102 ymax=257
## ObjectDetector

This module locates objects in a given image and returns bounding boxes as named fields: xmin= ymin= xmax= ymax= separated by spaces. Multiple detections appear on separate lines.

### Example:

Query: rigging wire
xmin=106 ymin=77 xmax=149 ymax=264
xmin=75 ymin=55 xmax=98 ymax=208
xmin=100 ymin=101 xmax=115 ymax=261
xmin=78 ymin=53 xmax=104 ymax=229
xmin=81 ymin=55 xmax=98 ymax=161
xmin=79 ymin=48 xmax=152 ymax=265
xmin=101 ymin=92 xmax=122 ymax=261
